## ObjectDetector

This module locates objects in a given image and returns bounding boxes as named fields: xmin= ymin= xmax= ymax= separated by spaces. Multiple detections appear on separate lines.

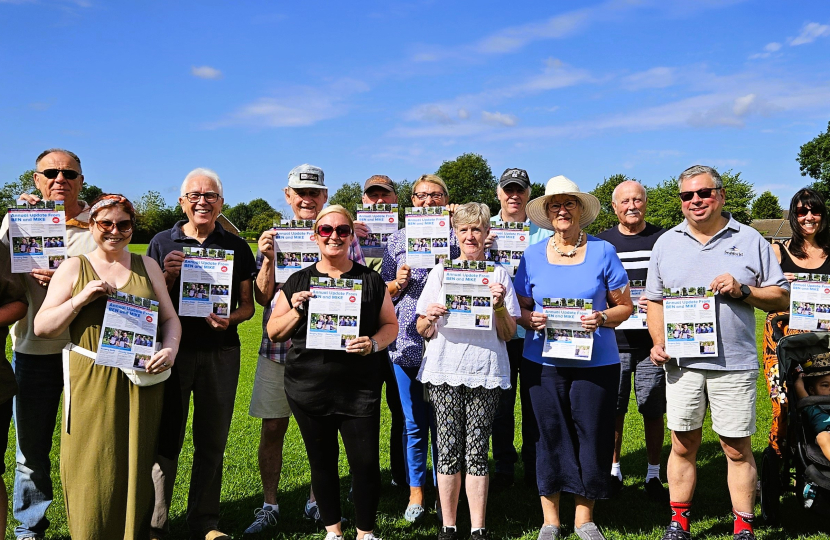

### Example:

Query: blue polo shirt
xmin=147 ymin=220 xmax=258 ymax=349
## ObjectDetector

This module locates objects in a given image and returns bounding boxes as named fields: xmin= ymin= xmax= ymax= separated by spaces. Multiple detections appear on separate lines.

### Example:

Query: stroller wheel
xmin=760 ymin=446 xmax=781 ymax=525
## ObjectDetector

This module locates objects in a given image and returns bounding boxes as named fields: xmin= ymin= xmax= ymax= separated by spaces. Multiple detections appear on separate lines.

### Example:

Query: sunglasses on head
xmin=316 ymin=224 xmax=353 ymax=238
xmin=37 ymin=169 xmax=80 ymax=180
xmin=795 ymin=206 xmax=823 ymax=217
xmin=93 ymin=219 xmax=133 ymax=233
xmin=679 ymin=187 xmax=720 ymax=202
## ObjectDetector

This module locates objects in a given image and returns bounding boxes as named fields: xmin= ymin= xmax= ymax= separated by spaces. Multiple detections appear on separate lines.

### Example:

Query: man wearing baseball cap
xmin=487 ymin=168 xmax=551 ymax=489
xmin=356 ymin=175 xmax=398 ymax=272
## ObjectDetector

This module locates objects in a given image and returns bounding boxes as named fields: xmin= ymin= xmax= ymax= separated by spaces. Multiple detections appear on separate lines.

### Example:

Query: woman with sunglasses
xmin=381 ymin=174 xmax=460 ymax=523
xmin=268 ymin=205 xmax=398 ymax=540
xmin=34 ymin=194 xmax=181 ymax=539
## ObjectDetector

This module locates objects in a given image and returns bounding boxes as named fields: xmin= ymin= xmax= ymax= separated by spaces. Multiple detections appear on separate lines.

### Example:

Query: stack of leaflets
xmin=178 ymin=246 xmax=234 ymax=318
xmin=541 ymin=298 xmax=594 ymax=360
xmin=487 ymin=221 xmax=530 ymax=277
xmin=355 ymin=204 xmax=398 ymax=259
xmin=273 ymin=220 xmax=319 ymax=282
xmin=789 ymin=273 xmax=830 ymax=331
xmin=662 ymin=287 xmax=718 ymax=357
xmin=405 ymin=207 xmax=450 ymax=269
xmin=306 ymin=277 xmax=362 ymax=350
xmin=7 ymin=201 xmax=67 ymax=273
xmin=95 ymin=291 xmax=159 ymax=370
xmin=442 ymin=259 xmax=494 ymax=331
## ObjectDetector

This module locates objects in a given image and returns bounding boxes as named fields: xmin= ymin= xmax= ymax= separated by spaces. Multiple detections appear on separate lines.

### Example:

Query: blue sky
xmin=1 ymin=0 xmax=829 ymax=214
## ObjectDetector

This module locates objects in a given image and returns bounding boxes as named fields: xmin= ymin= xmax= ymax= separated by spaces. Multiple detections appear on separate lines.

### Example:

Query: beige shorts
xmin=248 ymin=355 xmax=291 ymax=419
xmin=665 ymin=363 xmax=758 ymax=438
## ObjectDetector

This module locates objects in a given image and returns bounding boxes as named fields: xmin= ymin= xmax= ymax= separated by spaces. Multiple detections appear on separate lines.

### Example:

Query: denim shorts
xmin=616 ymin=348 xmax=666 ymax=419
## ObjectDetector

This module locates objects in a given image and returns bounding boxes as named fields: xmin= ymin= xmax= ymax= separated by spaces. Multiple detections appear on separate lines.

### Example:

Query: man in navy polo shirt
xmin=148 ymin=168 xmax=257 ymax=540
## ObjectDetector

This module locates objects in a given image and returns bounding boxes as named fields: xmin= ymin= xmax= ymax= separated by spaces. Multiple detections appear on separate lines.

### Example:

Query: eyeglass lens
xmin=679 ymin=188 xmax=718 ymax=202
xmin=38 ymin=169 xmax=79 ymax=180
xmin=317 ymin=225 xmax=353 ymax=237
xmin=414 ymin=192 xmax=445 ymax=200
xmin=186 ymin=192 xmax=220 ymax=203
xmin=796 ymin=207 xmax=822 ymax=217
xmin=96 ymin=219 xmax=133 ymax=233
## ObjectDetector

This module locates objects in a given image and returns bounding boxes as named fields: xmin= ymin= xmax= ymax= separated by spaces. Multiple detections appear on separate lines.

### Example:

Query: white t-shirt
xmin=415 ymin=261 xmax=520 ymax=389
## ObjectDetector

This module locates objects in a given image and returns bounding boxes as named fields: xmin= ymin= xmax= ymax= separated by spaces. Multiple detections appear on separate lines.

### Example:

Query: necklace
xmin=551 ymin=230 xmax=584 ymax=257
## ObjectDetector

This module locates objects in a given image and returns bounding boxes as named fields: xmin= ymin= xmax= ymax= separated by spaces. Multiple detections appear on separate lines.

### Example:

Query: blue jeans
xmin=491 ymin=338 xmax=537 ymax=476
xmin=12 ymin=351 xmax=64 ymax=538
xmin=392 ymin=364 xmax=437 ymax=488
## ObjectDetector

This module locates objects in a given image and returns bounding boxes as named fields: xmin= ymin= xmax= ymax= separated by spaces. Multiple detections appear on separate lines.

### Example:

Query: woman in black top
xmin=268 ymin=205 xmax=398 ymax=540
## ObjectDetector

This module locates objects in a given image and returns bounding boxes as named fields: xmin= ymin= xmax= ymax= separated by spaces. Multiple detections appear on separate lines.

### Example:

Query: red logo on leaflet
xmin=482 ymin=278 xmax=489 ymax=285
xmin=580 ymin=314 xmax=586 ymax=320
xmin=220 ymin=266 xmax=228 ymax=272
xmin=52 ymin=217 xmax=60 ymax=224
xmin=825 ymin=288 xmax=830 ymax=294
xmin=388 ymin=217 xmax=394 ymax=223
xmin=519 ymin=235 xmax=525 ymax=241
xmin=146 ymin=315 xmax=153 ymax=322
xmin=703 ymin=303 xmax=711 ymax=310
xmin=439 ymin=221 xmax=446 ymax=227
xmin=349 ymin=296 xmax=356 ymax=303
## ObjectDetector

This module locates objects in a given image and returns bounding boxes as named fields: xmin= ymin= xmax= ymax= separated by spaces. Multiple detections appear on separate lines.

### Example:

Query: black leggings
xmin=287 ymin=396 xmax=381 ymax=531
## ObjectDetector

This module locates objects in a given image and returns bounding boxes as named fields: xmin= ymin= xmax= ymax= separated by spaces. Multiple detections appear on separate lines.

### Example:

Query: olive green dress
xmin=61 ymin=254 xmax=165 ymax=540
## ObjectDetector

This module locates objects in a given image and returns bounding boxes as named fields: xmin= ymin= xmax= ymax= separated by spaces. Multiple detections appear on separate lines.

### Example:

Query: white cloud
xmin=457 ymin=108 xmax=469 ymax=119
xmin=191 ymin=66 xmax=223 ymax=80
xmin=790 ymin=22 xmax=830 ymax=46
xmin=481 ymin=111 xmax=518 ymax=127
xmin=765 ymin=42 xmax=782 ymax=52
xmin=622 ymin=67 xmax=676 ymax=90
xmin=748 ymin=42 xmax=782 ymax=59
xmin=732 ymin=93 xmax=756 ymax=116
xmin=473 ymin=9 xmax=592 ymax=54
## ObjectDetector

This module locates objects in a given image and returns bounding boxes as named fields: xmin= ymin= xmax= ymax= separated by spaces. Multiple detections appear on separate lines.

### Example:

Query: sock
xmin=669 ymin=501 xmax=692 ymax=532
xmin=646 ymin=463 xmax=661 ymax=482
xmin=733 ymin=508 xmax=754 ymax=535
xmin=263 ymin=502 xmax=278 ymax=512
xmin=611 ymin=462 xmax=622 ymax=480
xmin=443 ymin=525 xmax=457 ymax=532
xmin=471 ymin=528 xmax=485 ymax=535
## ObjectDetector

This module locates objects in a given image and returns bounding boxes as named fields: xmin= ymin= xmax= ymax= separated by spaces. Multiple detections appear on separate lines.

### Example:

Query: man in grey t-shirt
xmin=645 ymin=165 xmax=788 ymax=540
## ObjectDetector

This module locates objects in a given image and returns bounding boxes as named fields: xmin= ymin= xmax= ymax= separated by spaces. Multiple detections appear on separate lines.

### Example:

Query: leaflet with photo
xmin=405 ymin=207 xmax=451 ymax=269
xmin=273 ymin=220 xmax=320 ymax=283
xmin=541 ymin=298 xmax=594 ymax=361
xmin=95 ymin=291 xmax=160 ymax=370
xmin=306 ymin=277 xmax=362 ymax=351
xmin=487 ymin=221 xmax=530 ymax=277
xmin=662 ymin=287 xmax=718 ymax=358
xmin=441 ymin=259 xmax=494 ymax=331
xmin=178 ymin=246 xmax=234 ymax=318
xmin=617 ymin=279 xmax=649 ymax=330
xmin=7 ymin=201 xmax=68 ymax=273
xmin=789 ymin=273 xmax=830 ymax=331
xmin=356 ymin=204 xmax=398 ymax=259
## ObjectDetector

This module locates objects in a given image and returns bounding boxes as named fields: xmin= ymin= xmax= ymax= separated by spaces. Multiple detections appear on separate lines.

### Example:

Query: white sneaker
xmin=360 ymin=534 xmax=382 ymax=540
xmin=324 ymin=533 xmax=343 ymax=540
xmin=243 ymin=505 xmax=279 ymax=534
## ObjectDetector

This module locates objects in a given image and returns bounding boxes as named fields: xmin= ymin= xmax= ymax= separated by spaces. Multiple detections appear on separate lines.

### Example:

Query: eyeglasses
xmin=413 ymin=192 xmax=446 ymax=201
xmin=679 ymin=187 xmax=720 ymax=202
xmin=37 ymin=169 xmax=80 ymax=180
xmin=547 ymin=200 xmax=578 ymax=212
xmin=795 ymin=207 xmax=823 ymax=217
xmin=93 ymin=219 xmax=133 ymax=233
xmin=183 ymin=192 xmax=221 ymax=204
xmin=316 ymin=224 xmax=353 ymax=238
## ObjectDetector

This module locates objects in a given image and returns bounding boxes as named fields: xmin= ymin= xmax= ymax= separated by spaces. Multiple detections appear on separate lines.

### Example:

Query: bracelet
xmin=494 ymin=304 xmax=506 ymax=313
xmin=69 ymin=297 xmax=79 ymax=314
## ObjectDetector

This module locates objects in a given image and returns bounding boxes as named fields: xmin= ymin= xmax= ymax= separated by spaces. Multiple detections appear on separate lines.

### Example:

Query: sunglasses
xmin=183 ymin=192 xmax=221 ymax=204
xmin=94 ymin=219 xmax=133 ymax=233
xmin=679 ymin=187 xmax=721 ymax=202
xmin=37 ymin=169 xmax=80 ymax=180
xmin=795 ymin=207 xmax=823 ymax=217
xmin=316 ymin=224 xmax=353 ymax=238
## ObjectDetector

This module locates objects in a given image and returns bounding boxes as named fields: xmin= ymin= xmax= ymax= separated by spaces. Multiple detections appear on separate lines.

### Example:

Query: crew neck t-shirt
xmin=513 ymin=235 xmax=629 ymax=368
xmin=281 ymin=262 xmax=387 ymax=417
xmin=596 ymin=223 xmax=666 ymax=351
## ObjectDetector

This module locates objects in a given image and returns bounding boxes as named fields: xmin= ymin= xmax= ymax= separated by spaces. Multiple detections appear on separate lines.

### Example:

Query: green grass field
xmin=1 ymin=245 xmax=826 ymax=538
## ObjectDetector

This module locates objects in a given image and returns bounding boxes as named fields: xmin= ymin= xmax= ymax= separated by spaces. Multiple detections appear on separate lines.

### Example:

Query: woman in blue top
xmin=514 ymin=176 xmax=633 ymax=540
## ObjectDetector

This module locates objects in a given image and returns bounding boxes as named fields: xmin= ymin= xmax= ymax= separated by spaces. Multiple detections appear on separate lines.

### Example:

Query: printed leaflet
xmin=95 ymin=291 xmax=160 ymax=370
xmin=541 ymin=298 xmax=594 ymax=361
xmin=306 ymin=277 xmax=362 ymax=350
xmin=442 ymin=259 xmax=494 ymax=331
xmin=7 ymin=201 xmax=68 ymax=273
xmin=662 ymin=287 xmax=718 ymax=358
xmin=178 ymin=246 xmax=234 ymax=318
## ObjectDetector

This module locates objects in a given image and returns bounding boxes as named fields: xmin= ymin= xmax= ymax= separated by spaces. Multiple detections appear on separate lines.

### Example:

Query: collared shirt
xmin=147 ymin=219 xmax=258 ymax=350
xmin=491 ymin=212 xmax=552 ymax=340
xmin=258 ymin=236 xmax=364 ymax=363
xmin=645 ymin=212 xmax=789 ymax=371
xmin=381 ymin=227 xmax=460 ymax=367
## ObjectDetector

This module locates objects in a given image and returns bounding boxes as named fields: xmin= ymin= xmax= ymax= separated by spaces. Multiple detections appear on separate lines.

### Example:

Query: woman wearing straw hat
xmin=513 ymin=176 xmax=633 ymax=540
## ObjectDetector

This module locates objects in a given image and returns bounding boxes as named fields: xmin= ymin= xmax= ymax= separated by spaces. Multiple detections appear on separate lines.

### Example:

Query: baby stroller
xmin=760 ymin=331 xmax=830 ymax=522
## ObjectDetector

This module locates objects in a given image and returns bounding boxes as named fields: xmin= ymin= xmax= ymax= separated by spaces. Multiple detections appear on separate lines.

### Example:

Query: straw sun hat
xmin=525 ymin=175 xmax=601 ymax=230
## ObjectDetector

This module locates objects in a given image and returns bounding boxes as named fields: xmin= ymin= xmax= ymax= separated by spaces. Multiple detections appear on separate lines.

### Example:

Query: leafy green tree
xmin=434 ymin=153 xmax=499 ymax=213
xmin=247 ymin=210 xmax=283 ymax=237
xmin=80 ymin=184 xmax=104 ymax=204
xmin=530 ymin=182 xmax=546 ymax=201
xmin=797 ymin=121 xmax=830 ymax=197
xmin=224 ymin=202 xmax=255 ymax=232
xmin=0 ymin=170 xmax=40 ymax=217
xmin=585 ymin=174 xmax=633 ymax=235
xmin=751 ymin=191 xmax=783 ymax=219
xmin=394 ymin=180 xmax=412 ymax=223
xmin=134 ymin=191 xmax=184 ymax=242
xmin=328 ymin=182 xmax=364 ymax=217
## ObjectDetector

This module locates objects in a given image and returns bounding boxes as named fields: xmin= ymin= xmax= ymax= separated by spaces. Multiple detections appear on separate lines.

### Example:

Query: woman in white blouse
xmin=415 ymin=203 xmax=519 ymax=540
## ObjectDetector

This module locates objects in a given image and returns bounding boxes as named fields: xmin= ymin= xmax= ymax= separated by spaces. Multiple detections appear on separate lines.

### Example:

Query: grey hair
xmin=181 ymin=167 xmax=223 ymax=197
xmin=452 ymin=202 xmax=491 ymax=231
xmin=678 ymin=165 xmax=722 ymax=190
xmin=611 ymin=180 xmax=648 ymax=204
xmin=36 ymin=148 xmax=82 ymax=173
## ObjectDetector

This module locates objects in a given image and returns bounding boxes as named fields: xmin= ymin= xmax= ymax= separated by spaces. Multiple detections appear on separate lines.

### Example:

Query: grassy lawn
xmin=3 ymin=250 xmax=827 ymax=538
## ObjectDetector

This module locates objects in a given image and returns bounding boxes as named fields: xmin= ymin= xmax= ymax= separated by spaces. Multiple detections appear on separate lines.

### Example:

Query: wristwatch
xmin=599 ymin=311 xmax=608 ymax=325
xmin=738 ymin=284 xmax=751 ymax=301
xmin=294 ymin=302 xmax=306 ymax=317
xmin=370 ymin=338 xmax=379 ymax=353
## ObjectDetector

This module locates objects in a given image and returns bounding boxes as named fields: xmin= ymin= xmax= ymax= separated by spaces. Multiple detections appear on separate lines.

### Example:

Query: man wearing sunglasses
xmin=244 ymin=164 xmax=365 ymax=535
xmin=147 ymin=168 xmax=257 ymax=540
xmin=0 ymin=148 xmax=98 ymax=540
xmin=645 ymin=165 xmax=789 ymax=540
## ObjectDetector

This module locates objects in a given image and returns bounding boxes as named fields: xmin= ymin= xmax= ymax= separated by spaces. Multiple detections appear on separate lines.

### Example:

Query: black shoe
xmin=733 ymin=531 xmax=756 ymax=540
xmin=661 ymin=522 xmax=691 ymax=540
xmin=609 ymin=475 xmax=623 ymax=496
xmin=490 ymin=472 xmax=514 ymax=491
xmin=644 ymin=477 xmax=669 ymax=503
xmin=470 ymin=529 xmax=490 ymax=540
xmin=438 ymin=526 xmax=460 ymax=540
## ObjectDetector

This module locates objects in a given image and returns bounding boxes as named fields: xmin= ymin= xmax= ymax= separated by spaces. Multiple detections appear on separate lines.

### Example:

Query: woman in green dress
xmin=35 ymin=194 xmax=181 ymax=539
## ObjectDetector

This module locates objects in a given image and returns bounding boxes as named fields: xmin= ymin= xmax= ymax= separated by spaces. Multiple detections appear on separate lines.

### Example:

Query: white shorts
xmin=665 ymin=363 xmax=757 ymax=438
xmin=248 ymin=355 xmax=291 ymax=419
